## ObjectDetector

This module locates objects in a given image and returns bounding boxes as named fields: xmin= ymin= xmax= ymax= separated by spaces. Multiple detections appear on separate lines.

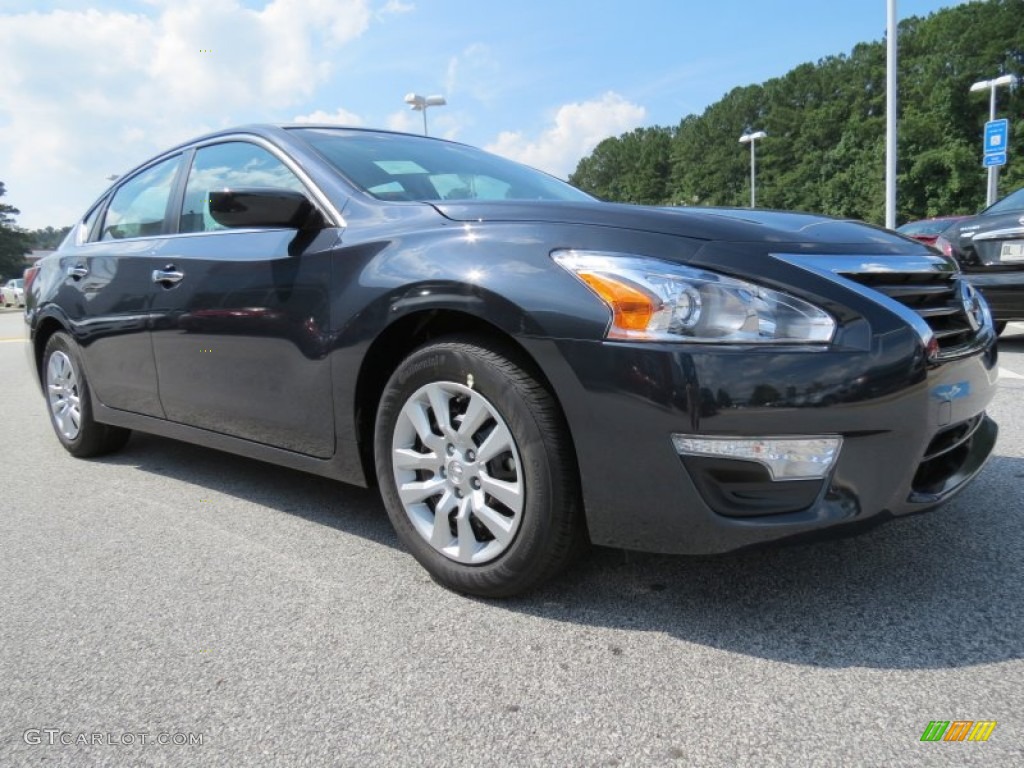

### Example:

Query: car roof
xmin=152 ymin=123 xmax=457 ymax=159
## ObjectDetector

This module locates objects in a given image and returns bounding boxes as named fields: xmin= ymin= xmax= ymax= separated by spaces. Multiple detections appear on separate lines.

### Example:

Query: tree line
xmin=569 ymin=0 xmax=1024 ymax=224
xmin=0 ymin=182 xmax=71 ymax=279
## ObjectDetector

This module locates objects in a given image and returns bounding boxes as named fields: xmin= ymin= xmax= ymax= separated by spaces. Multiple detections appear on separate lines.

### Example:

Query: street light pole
xmin=885 ymin=0 xmax=897 ymax=229
xmin=738 ymin=130 xmax=767 ymax=208
xmin=970 ymin=74 xmax=1017 ymax=206
xmin=403 ymin=92 xmax=447 ymax=136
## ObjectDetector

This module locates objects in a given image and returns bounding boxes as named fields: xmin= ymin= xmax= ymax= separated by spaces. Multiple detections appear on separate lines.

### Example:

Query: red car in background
xmin=896 ymin=216 xmax=968 ymax=246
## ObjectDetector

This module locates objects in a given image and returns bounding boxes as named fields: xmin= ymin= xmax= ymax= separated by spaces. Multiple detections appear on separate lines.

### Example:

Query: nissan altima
xmin=24 ymin=125 xmax=999 ymax=597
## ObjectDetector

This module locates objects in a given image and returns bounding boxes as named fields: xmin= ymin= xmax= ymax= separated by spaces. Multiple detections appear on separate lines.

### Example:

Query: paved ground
xmin=1 ymin=307 xmax=1022 ymax=767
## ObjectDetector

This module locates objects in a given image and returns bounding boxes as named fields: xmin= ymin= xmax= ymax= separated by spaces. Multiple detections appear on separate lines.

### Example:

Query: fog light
xmin=671 ymin=435 xmax=842 ymax=481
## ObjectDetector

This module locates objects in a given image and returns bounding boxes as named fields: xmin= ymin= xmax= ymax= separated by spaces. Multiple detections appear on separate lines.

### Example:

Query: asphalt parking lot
xmin=1 ymin=306 xmax=1022 ymax=767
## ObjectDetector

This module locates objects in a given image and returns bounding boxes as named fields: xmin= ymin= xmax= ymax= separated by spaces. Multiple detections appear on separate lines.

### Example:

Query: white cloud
xmin=445 ymin=43 xmax=498 ymax=103
xmin=293 ymin=108 xmax=365 ymax=126
xmin=0 ymin=0 xmax=372 ymax=227
xmin=486 ymin=92 xmax=646 ymax=178
xmin=386 ymin=109 xmax=423 ymax=134
xmin=377 ymin=0 xmax=414 ymax=18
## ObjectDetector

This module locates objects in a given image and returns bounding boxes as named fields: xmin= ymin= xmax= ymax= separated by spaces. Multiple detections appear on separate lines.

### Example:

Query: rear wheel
xmin=43 ymin=332 xmax=131 ymax=457
xmin=374 ymin=336 xmax=584 ymax=597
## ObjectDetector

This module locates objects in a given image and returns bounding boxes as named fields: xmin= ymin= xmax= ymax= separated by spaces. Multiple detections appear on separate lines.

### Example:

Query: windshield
xmin=985 ymin=186 xmax=1024 ymax=215
xmin=293 ymin=128 xmax=593 ymax=203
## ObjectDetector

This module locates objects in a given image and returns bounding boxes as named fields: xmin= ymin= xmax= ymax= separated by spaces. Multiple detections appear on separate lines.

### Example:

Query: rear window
xmin=292 ymin=128 xmax=593 ymax=203
xmin=897 ymin=220 xmax=949 ymax=236
xmin=985 ymin=187 xmax=1024 ymax=215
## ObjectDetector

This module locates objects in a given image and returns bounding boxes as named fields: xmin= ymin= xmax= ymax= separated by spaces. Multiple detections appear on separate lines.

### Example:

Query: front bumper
xmin=530 ymin=331 xmax=999 ymax=555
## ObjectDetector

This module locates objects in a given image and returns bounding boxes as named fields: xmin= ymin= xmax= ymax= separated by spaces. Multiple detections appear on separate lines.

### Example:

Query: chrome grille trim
xmin=773 ymin=253 xmax=988 ymax=357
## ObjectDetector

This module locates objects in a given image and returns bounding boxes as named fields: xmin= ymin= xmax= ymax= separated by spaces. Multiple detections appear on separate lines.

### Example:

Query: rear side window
xmin=101 ymin=155 xmax=182 ymax=241
xmin=985 ymin=187 xmax=1024 ymax=215
xmin=180 ymin=142 xmax=306 ymax=234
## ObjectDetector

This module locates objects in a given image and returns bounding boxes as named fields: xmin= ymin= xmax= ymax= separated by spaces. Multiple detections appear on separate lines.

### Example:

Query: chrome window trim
xmin=188 ymin=134 xmax=345 ymax=228
xmin=90 ymin=134 xmax=346 ymax=245
xmin=73 ymin=227 xmax=303 ymax=246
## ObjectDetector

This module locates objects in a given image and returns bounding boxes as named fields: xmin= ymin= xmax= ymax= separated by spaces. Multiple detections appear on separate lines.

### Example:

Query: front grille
xmin=838 ymin=271 xmax=977 ymax=352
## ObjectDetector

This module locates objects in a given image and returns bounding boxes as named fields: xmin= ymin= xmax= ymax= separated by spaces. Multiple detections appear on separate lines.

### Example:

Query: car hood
xmin=432 ymin=201 xmax=916 ymax=248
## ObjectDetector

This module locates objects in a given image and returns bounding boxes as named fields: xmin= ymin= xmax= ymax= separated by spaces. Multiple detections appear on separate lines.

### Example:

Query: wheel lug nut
xmin=446 ymin=444 xmax=455 ymax=456
xmin=465 ymin=450 xmax=476 ymax=462
xmin=455 ymin=489 xmax=464 ymax=499
xmin=439 ymin=467 xmax=446 ymax=478
xmin=470 ymin=477 xmax=481 ymax=490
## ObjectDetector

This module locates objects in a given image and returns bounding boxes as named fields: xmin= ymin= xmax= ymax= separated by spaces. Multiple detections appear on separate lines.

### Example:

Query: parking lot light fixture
xmin=403 ymin=93 xmax=447 ymax=136
xmin=970 ymin=74 xmax=1018 ymax=206
xmin=738 ymin=130 xmax=767 ymax=208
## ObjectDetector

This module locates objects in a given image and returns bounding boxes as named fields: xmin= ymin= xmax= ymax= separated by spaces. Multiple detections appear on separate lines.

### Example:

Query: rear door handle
xmin=152 ymin=266 xmax=185 ymax=286
xmin=67 ymin=264 xmax=88 ymax=280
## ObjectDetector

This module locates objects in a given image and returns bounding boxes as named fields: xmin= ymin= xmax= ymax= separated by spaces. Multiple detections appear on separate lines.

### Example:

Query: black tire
xmin=994 ymin=321 xmax=1007 ymax=337
xmin=374 ymin=336 xmax=585 ymax=598
xmin=42 ymin=332 xmax=131 ymax=458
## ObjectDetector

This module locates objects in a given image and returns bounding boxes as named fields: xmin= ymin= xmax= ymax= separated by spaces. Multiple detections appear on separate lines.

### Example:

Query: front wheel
xmin=42 ymin=332 xmax=131 ymax=458
xmin=374 ymin=336 xmax=585 ymax=597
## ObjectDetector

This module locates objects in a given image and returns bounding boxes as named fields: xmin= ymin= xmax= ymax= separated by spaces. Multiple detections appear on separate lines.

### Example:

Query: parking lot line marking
xmin=1000 ymin=368 xmax=1024 ymax=380
xmin=0 ymin=337 xmax=26 ymax=343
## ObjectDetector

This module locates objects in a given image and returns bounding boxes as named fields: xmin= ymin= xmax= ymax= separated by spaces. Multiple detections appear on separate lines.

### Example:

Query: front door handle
xmin=152 ymin=266 xmax=185 ymax=286
xmin=67 ymin=264 xmax=88 ymax=280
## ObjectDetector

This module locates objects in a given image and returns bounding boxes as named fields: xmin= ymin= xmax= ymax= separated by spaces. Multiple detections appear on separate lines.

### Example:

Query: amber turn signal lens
xmin=577 ymin=272 xmax=655 ymax=332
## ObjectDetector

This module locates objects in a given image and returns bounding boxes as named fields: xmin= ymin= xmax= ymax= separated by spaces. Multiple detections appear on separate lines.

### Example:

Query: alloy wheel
xmin=391 ymin=381 xmax=524 ymax=564
xmin=46 ymin=350 xmax=82 ymax=441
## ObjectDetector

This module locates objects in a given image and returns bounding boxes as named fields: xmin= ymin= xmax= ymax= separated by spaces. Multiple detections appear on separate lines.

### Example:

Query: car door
xmin=148 ymin=139 xmax=335 ymax=457
xmin=55 ymin=154 xmax=186 ymax=418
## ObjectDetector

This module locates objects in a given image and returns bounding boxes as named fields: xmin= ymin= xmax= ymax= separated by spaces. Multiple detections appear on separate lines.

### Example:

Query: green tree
xmin=0 ymin=182 xmax=32 ymax=279
xmin=28 ymin=225 xmax=72 ymax=250
xmin=569 ymin=0 xmax=1024 ymax=225
xmin=569 ymin=126 xmax=675 ymax=204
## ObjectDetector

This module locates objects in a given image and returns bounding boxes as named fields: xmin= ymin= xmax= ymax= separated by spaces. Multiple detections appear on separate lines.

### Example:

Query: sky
xmin=0 ymin=0 xmax=968 ymax=229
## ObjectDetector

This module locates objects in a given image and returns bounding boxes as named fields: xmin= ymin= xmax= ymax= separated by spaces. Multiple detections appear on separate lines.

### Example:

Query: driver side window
xmin=180 ymin=142 xmax=307 ymax=234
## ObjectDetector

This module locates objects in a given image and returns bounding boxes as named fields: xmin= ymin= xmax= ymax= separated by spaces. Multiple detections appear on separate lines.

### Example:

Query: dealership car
xmin=935 ymin=186 xmax=1024 ymax=335
xmin=896 ymin=215 xmax=967 ymax=246
xmin=24 ymin=125 xmax=999 ymax=597
xmin=2 ymin=277 xmax=24 ymax=307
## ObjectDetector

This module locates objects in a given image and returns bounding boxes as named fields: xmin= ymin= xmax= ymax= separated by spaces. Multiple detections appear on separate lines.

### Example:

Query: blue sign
xmin=984 ymin=119 xmax=1009 ymax=155
xmin=984 ymin=152 xmax=1007 ymax=167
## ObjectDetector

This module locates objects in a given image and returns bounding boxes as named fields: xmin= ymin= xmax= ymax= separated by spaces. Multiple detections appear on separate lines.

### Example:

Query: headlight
xmin=553 ymin=250 xmax=835 ymax=343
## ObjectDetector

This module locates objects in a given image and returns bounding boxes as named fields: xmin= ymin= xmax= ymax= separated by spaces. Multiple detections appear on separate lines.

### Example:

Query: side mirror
xmin=208 ymin=188 xmax=324 ymax=230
